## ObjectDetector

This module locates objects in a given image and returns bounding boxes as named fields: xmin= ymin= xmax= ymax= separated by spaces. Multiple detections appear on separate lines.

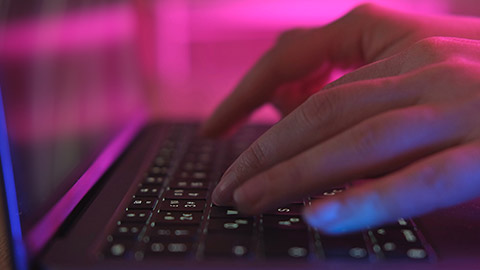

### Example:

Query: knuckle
xmin=348 ymin=3 xmax=380 ymax=18
xmin=276 ymin=28 xmax=306 ymax=45
xmin=350 ymin=107 xmax=439 ymax=155
xmin=408 ymin=37 xmax=453 ymax=63
xmin=241 ymin=141 xmax=269 ymax=171
xmin=297 ymin=91 xmax=339 ymax=129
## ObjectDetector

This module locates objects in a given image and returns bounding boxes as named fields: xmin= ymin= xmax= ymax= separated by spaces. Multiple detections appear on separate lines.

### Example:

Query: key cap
xmin=169 ymin=179 xmax=209 ymax=189
xmin=135 ymin=186 xmax=162 ymax=197
xmin=119 ymin=210 xmax=151 ymax=224
xmin=104 ymin=240 xmax=135 ymax=258
xmin=145 ymin=226 xmax=199 ymax=242
xmin=208 ymin=218 xmax=253 ymax=234
xmin=372 ymin=226 xmax=428 ymax=260
xmin=149 ymin=166 xmax=169 ymax=177
xmin=373 ymin=227 xmax=421 ymax=245
xmin=143 ymin=176 xmax=166 ymax=186
xmin=209 ymin=206 xmax=254 ymax=219
xmin=264 ymin=204 xmax=304 ymax=216
xmin=310 ymin=187 xmax=345 ymax=199
xmin=164 ymin=189 xmax=208 ymax=200
xmin=153 ymin=212 xmax=203 ymax=225
xmin=153 ymin=156 xmax=170 ymax=167
xmin=263 ymin=216 xmax=307 ymax=230
xmin=176 ymin=171 xmax=209 ymax=181
xmin=263 ymin=231 xmax=310 ymax=259
xmin=112 ymin=223 xmax=145 ymax=240
xmin=181 ymin=161 xmax=209 ymax=172
xmin=159 ymin=199 xmax=206 ymax=212
xmin=380 ymin=242 xmax=428 ymax=260
xmin=204 ymin=234 xmax=252 ymax=258
xmin=127 ymin=197 xmax=158 ymax=210
xmin=144 ymin=241 xmax=194 ymax=258
xmin=320 ymin=233 xmax=369 ymax=260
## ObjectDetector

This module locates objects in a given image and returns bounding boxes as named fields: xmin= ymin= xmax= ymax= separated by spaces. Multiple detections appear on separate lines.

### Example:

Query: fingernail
xmin=303 ymin=201 xmax=342 ymax=228
xmin=233 ymin=180 xmax=265 ymax=210
xmin=212 ymin=171 xmax=237 ymax=205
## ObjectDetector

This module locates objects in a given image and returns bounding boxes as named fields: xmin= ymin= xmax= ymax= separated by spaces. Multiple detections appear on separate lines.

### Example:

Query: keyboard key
xmin=372 ymin=226 xmax=428 ymax=260
xmin=154 ymin=212 xmax=203 ymax=225
xmin=153 ymin=156 xmax=170 ymax=167
xmin=127 ymin=197 xmax=158 ymax=210
xmin=264 ymin=204 xmax=304 ymax=216
xmin=146 ymin=226 xmax=199 ymax=241
xmin=263 ymin=216 xmax=307 ymax=230
xmin=119 ymin=210 xmax=151 ymax=224
xmin=169 ymin=179 xmax=209 ymax=189
xmin=164 ymin=189 xmax=208 ymax=200
xmin=135 ymin=186 xmax=162 ymax=197
xmin=204 ymin=234 xmax=252 ymax=258
xmin=209 ymin=206 xmax=254 ymax=219
xmin=104 ymin=240 xmax=135 ymax=258
xmin=263 ymin=231 xmax=310 ymax=259
xmin=149 ymin=166 xmax=169 ymax=176
xmin=112 ymin=223 xmax=145 ymax=239
xmin=380 ymin=242 xmax=428 ymax=260
xmin=159 ymin=199 xmax=206 ymax=212
xmin=143 ymin=176 xmax=166 ymax=186
xmin=319 ymin=233 xmax=369 ymax=260
xmin=181 ymin=161 xmax=209 ymax=172
xmin=208 ymin=218 xmax=253 ymax=234
xmin=373 ymin=227 xmax=420 ymax=245
xmin=176 ymin=171 xmax=209 ymax=181
xmin=144 ymin=241 xmax=194 ymax=258
xmin=310 ymin=187 xmax=345 ymax=199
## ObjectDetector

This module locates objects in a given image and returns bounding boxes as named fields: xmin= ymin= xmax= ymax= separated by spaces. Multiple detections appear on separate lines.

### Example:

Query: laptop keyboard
xmin=102 ymin=123 xmax=432 ymax=262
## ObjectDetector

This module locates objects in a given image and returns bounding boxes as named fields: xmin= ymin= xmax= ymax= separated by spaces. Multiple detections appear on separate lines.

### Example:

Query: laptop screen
xmin=0 ymin=1 xmax=147 ymax=256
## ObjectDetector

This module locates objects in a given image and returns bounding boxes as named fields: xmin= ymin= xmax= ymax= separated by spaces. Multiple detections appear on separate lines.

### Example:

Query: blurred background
xmin=1 ymin=0 xmax=480 ymax=130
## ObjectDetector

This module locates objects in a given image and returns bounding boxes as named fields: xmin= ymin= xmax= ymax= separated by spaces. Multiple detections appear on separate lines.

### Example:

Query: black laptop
xmin=1 ymin=1 xmax=480 ymax=270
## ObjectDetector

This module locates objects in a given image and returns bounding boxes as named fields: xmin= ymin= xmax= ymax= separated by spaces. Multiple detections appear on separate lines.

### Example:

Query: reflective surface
xmin=0 ymin=0 xmax=145 ymax=236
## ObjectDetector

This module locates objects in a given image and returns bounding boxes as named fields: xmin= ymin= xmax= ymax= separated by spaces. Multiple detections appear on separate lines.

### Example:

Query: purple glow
xmin=0 ymin=0 xmax=459 ymax=258
xmin=25 ymin=112 xmax=146 ymax=256
xmin=0 ymin=4 xmax=135 ymax=60
xmin=0 ymin=87 xmax=28 ymax=270
xmin=150 ymin=0 xmax=448 ymax=122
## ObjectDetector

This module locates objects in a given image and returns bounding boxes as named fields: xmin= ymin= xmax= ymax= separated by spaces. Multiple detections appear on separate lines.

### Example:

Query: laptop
xmin=1 ymin=1 xmax=480 ymax=270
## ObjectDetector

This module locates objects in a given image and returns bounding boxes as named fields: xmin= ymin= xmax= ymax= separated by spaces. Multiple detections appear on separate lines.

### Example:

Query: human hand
xmin=202 ymin=3 xmax=480 ymax=137
xmin=204 ymin=4 xmax=480 ymax=234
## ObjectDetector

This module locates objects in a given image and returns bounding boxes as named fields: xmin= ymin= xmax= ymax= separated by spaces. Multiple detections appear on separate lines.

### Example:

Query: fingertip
xmin=303 ymin=200 xmax=342 ymax=229
xmin=232 ymin=189 xmax=259 ymax=215
xmin=211 ymin=184 xmax=229 ymax=206
xmin=199 ymin=118 xmax=222 ymax=138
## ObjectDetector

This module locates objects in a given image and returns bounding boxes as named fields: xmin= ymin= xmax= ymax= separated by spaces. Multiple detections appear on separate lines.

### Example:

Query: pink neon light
xmin=188 ymin=0 xmax=447 ymax=41
xmin=0 ymin=4 xmax=136 ymax=60
xmin=25 ymin=112 xmax=147 ymax=256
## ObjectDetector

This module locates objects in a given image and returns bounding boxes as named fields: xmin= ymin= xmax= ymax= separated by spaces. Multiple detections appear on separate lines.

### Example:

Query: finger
xmin=271 ymin=64 xmax=333 ymax=116
xmin=231 ymin=103 xmax=476 ymax=214
xmin=201 ymin=4 xmax=392 ymax=138
xmin=304 ymin=139 xmax=480 ymax=234
xmin=212 ymin=74 xmax=422 ymax=206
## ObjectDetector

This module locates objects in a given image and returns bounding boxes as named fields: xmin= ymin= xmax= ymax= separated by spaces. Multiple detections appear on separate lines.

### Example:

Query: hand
xmin=201 ymin=3 xmax=480 ymax=137
xmin=204 ymin=4 xmax=480 ymax=234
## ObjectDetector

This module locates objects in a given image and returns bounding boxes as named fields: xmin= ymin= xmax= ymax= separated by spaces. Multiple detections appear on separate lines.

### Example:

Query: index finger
xmin=200 ymin=4 xmax=384 ymax=137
